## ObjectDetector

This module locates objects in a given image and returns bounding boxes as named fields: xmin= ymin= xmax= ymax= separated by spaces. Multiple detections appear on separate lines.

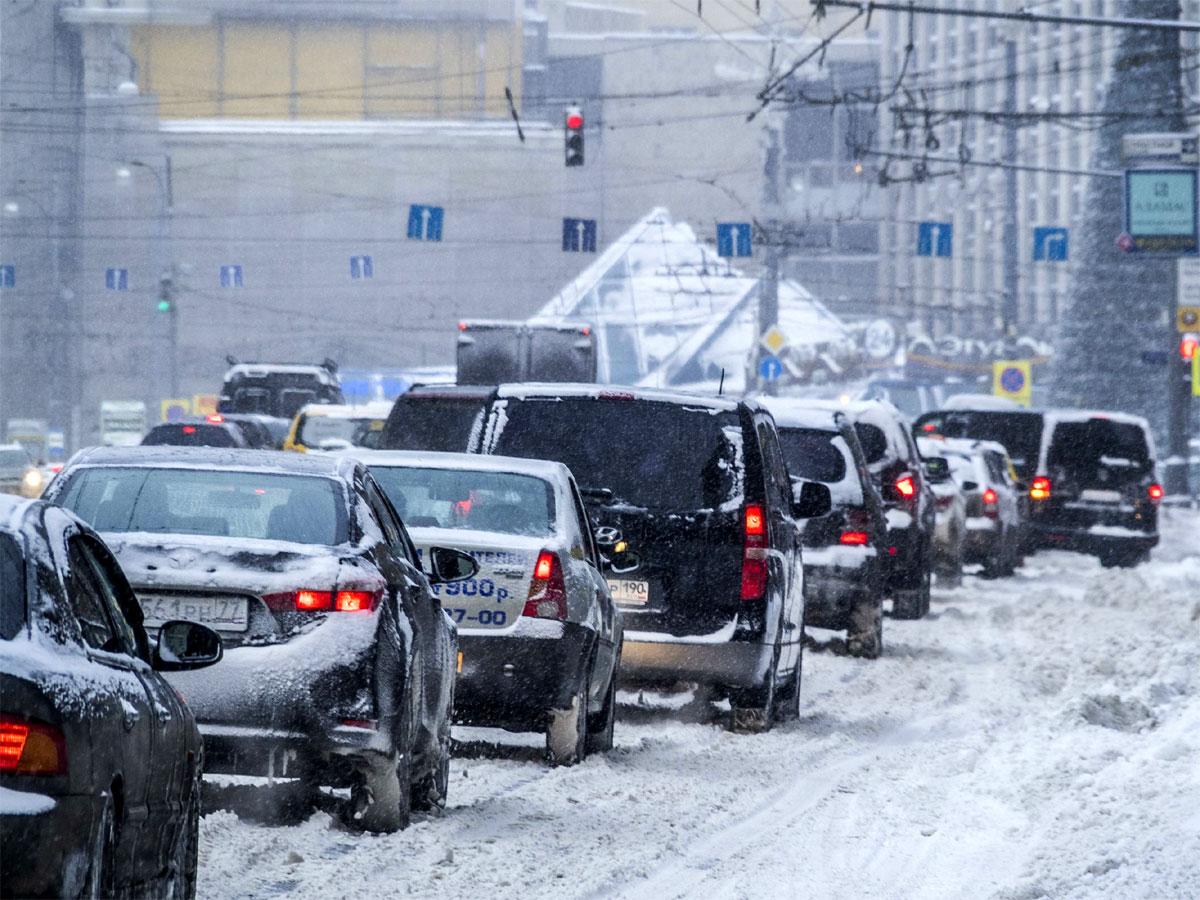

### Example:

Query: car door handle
xmin=123 ymin=709 xmax=139 ymax=731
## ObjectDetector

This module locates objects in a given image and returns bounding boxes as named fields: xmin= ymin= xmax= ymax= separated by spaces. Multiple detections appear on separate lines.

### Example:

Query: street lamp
xmin=119 ymin=157 xmax=177 ymax=395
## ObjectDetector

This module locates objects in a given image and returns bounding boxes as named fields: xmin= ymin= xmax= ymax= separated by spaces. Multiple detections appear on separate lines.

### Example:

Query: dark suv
xmin=380 ymin=384 xmax=496 ymax=452
xmin=807 ymin=401 xmax=936 ymax=620
xmin=761 ymin=399 xmax=889 ymax=659
xmin=402 ymin=384 xmax=829 ymax=732
xmin=1027 ymin=412 xmax=1161 ymax=566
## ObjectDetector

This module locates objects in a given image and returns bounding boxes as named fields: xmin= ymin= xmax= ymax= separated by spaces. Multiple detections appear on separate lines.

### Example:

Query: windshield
xmin=489 ymin=398 xmax=742 ymax=510
xmin=0 ymin=533 xmax=25 ymax=640
xmin=386 ymin=398 xmax=487 ymax=452
xmin=57 ymin=467 xmax=347 ymax=545
xmin=370 ymin=466 xmax=554 ymax=536
xmin=915 ymin=411 xmax=1044 ymax=478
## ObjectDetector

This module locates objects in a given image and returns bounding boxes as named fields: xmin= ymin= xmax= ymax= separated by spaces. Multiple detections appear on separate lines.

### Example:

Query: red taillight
xmin=982 ymin=487 xmax=999 ymax=518
xmin=741 ymin=504 xmax=768 ymax=601
xmin=181 ymin=426 xmax=196 ymax=434
xmin=523 ymin=551 xmax=567 ymax=620
xmin=0 ymin=716 xmax=66 ymax=775
xmin=894 ymin=474 xmax=916 ymax=499
xmin=1147 ymin=483 xmax=1164 ymax=503
xmin=263 ymin=589 xmax=377 ymax=613
xmin=839 ymin=531 xmax=870 ymax=546
xmin=921 ymin=423 xmax=938 ymax=433
xmin=457 ymin=321 xmax=469 ymax=331
xmin=1030 ymin=477 xmax=1052 ymax=501
xmin=49 ymin=464 xmax=63 ymax=474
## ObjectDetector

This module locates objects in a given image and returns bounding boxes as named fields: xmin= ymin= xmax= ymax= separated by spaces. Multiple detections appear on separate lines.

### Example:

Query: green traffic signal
xmin=157 ymin=299 xmax=171 ymax=312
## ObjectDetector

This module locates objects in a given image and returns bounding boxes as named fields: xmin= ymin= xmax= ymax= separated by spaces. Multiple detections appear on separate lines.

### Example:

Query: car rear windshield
xmin=488 ymin=398 xmax=742 ymax=510
xmin=142 ymin=424 xmax=237 ymax=448
xmin=915 ymin=411 xmax=1043 ymax=478
xmin=0 ymin=533 xmax=25 ymax=640
xmin=1047 ymin=419 xmax=1151 ymax=472
xmin=777 ymin=428 xmax=847 ymax=483
xmin=299 ymin=415 xmax=368 ymax=448
xmin=386 ymin=398 xmax=486 ymax=451
xmin=57 ymin=468 xmax=347 ymax=545
xmin=0 ymin=448 xmax=29 ymax=469
xmin=370 ymin=466 xmax=554 ymax=536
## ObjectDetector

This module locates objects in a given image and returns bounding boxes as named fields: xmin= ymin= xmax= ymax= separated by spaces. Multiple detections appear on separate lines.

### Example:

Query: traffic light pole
xmin=1167 ymin=284 xmax=1192 ymax=497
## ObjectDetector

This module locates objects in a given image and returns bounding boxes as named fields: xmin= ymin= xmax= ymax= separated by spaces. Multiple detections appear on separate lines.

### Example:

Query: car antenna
xmin=718 ymin=367 xmax=725 ymax=396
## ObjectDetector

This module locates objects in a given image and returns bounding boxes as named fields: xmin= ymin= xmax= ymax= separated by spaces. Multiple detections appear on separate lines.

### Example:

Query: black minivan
xmin=390 ymin=384 xmax=829 ymax=732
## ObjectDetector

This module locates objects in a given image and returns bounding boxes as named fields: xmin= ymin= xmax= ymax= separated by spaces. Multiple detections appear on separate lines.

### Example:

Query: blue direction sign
xmin=407 ymin=204 xmax=444 ymax=241
xmin=105 ymin=267 xmax=128 ymax=290
xmin=917 ymin=221 xmax=953 ymax=257
xmin=350 ymin=255 xmax=373 ymax=279
xmin=562 ymin=217 xmax=597 ymax=252
xmin=220 ymin=264 xmax=243 ymax=288
xmin=1033 ymin=227 xmax=1069 ymax=261
xmin=0 ymin=265 xmax=14 ymax=287
xmin=758 ymin=354 xmax=783 ymax=381
xmin=716 ymin=222 xmax=753 ymax=258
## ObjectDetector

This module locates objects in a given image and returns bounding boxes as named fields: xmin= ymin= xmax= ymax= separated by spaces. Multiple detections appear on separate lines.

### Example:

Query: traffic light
xmin=564 ymin=105 xmax=584 ymax=168
xmin=157 ymin=273 xmax=173 ymax=313
xmin=1181 ymin=333 xmax=1198 ymax=362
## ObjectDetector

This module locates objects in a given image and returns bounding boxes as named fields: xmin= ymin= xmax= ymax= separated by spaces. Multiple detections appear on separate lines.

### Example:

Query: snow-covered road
xmin=198 ymin=510 xmax=1200 ymax=899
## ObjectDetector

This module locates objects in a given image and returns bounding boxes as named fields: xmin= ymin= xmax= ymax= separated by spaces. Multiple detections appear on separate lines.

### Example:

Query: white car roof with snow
xmin=941 ymin=393 xmax=1027 ymax=411
xmin=59 ymin=446 xmax=361 ymax=480
xmin=298 ymin=401 xmax=393 ymax=419
xmin=753 ymin=396 xmax=844 ymax=430
xmin=344 ymin=449 xmax=573 ymax=482
xmin=224 ymin=363 xmax=336 ymax=382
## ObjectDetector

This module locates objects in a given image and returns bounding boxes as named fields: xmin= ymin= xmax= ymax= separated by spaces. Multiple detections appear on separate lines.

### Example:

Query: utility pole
xmin=1001 ymin=38 xmax=1020 ymax=340
xmin=1167 ymin=265 xmax=1190 ymax=496
xmin=758 ymin=119 xmax=783 ymax=395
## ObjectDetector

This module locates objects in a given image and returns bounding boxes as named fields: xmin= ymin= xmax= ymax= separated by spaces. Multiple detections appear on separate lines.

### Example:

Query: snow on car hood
xmin=101 ymin=531 xmax=354 ymax=595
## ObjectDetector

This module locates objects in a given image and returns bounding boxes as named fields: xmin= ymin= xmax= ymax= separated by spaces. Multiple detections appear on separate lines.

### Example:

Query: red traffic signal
xmin=565 ymin=105 xmax=584 ymax=167
xmin=1181 ymin=333 xmax=1199 ymax=361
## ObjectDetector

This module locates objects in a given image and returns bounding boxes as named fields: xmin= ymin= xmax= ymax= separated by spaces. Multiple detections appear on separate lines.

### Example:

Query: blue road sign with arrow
xmin=562 ymin=217 xmax=597 ymax=252
xmin=716 ymin=222 xmax=753 ymax=258
xmin=220 ymin=264 xmax=243 ymax=288
xmin=758 ymin=355 xmax=783 ymax=381
xmin=350 ymin=255 xmax=373 ymax=279
xmin=407 ymin=205 xmax=444 ymax=241
xmin=105 ymin=268 xmax=128 ymax=290
xmin=917 ymin=221 xmax=953 ymax=257
xmin=0 ymin=265 xmax=14 ymax=288
xmin=1033 ymin=227 xmax=1068 ymax=261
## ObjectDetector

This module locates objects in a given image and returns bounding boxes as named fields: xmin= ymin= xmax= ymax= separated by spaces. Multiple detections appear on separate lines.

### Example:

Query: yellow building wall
xmin=131 ymin=18 xmax=521 ymax=120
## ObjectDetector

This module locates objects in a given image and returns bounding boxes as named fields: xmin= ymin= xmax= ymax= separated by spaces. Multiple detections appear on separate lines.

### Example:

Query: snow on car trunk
xmin=407 ymin=526 xmax=544 ymax=632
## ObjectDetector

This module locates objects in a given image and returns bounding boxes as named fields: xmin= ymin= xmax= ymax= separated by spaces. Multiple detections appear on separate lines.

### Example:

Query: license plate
xmin=141 ymin=595 xmax=250 ymax=632
xmin=607 ymin=579 xmax=650 ymax=607
xmin=1080 ymin=489 xmax=1122 ymax=503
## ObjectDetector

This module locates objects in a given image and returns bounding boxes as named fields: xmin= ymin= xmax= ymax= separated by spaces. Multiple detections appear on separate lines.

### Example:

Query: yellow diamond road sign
xmin=759 ymin=326 xmax=788 ymax=355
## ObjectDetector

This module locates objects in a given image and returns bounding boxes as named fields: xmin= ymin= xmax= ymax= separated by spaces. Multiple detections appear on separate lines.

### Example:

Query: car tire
xmin=847 ymin=596 xmax=883 ymax=659
xmin=84 ymin=794 xmax=117 ymax=900
xmin=729 ymin=644 xmax=778 ymax=733
xmin=167 ymin=776 xmax=200 ymax=900
xmin=346 ymin=749 xmax=411 ymax=833
xmin=411 ymin=727 xmax=451 ymax=813
xmin=547 ymin=680 xmax=589 ymax=766
xmin=585 ymin=662 xmax=617 ymax=755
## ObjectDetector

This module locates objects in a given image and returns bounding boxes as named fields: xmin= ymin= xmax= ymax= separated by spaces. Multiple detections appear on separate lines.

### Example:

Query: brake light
xmin=457 ymin=321 xmax=469 ymax=331
xmin=921 ymin=422 xmax=938 ymax=433
xmin=840 ymin=531 xmax=870 ymax=545
xmin=206 ymin=414 xmax=224 ymax=424
xmin=262 ymin=589 xmax=377 ymax=613
xmin=181 ymin=426 xmax=196 ymax=434
xmin=982 ymin=487 xmax=999 ymax=519
xmin=1030 ymin=477 xmax=1052 ymax=501
xmin=982 ymin=488 xmax=998 ymax=505
xmin=894 ymin=474 xmax=916 ymax=499
xmin=1147 ymin=483 xmax=1164 ymax=503
xmin=741 ymin=504 xmax=768 ymax=601
xmin=0 ymin=716 xmax=66 ymax=775
xmin=523 ymin=550 xmax=567 ymax=620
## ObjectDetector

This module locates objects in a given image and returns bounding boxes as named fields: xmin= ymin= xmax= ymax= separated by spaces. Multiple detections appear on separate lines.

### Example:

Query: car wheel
xmin=847 ymin=596 xmax=883 ymax=659
xmin=584 ymin=662 xmax=617 ymax=755
xmin=84 ymin=793 xmax=117 ymax=899
xmin=167 ymin=776 xmax=200 ymax=899
xmin=773 ymin=645 xmax=803 ymax=722
xmin=411 ymin=724 xmax=451 ymax=812
xmin=547 ymin=679 xmax=589 ymax=766
xmin=345 ymin=749 xmax=411 ymax=833
xmin=729 ymin=644 xmax=778 ymax=733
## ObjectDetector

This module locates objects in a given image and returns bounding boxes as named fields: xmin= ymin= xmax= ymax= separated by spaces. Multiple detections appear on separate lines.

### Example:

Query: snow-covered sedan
xmin=46 ymin=447 xmax=474 ymax=833
xmin=357 ymin=451 xmax=623 ymax=766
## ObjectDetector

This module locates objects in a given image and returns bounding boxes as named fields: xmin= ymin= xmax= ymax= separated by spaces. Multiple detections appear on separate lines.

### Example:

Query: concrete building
xmin=874 ymin=0 xmax=1200 ymax=340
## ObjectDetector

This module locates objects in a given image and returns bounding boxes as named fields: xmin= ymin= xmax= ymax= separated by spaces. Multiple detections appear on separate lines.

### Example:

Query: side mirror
xmin=152 ymin=620 xmax=223 ymax=671
xmin=792 ymin=482 xmax=832 ymax=519
xmin=923 ymin=456 xmax=951 ymax=483
xmin=426 ymin=546 xmax=479 ymax=584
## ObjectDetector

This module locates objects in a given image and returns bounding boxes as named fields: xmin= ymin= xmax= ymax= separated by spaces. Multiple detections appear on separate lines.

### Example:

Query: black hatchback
xmin=0 ymin=496 xmax=222 ymax=899
xmin=453 ymin=385 xmax=828 ymax=732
